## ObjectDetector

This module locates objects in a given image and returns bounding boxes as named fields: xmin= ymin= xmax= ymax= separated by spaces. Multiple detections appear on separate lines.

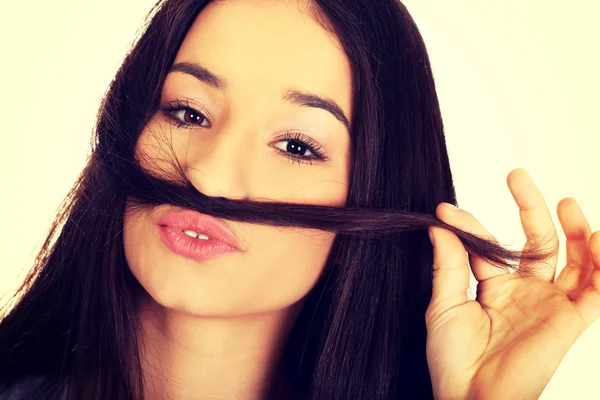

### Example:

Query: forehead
xmin=172 ymin=0 xmax=352 ymax=120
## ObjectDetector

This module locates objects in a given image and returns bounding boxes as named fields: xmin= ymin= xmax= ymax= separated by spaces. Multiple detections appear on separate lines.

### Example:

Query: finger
xmin=507 ymin=168 xmax=559 ymax=282
xmin=436 ymin=202 xmax=510 ymax=282
xmin=555 ymin=198 xmax=594 ymax=297
xmin=427 ymin=222 xmax=471 ymax=314
xmin=572 ymin=231 xmax=600 ymax=328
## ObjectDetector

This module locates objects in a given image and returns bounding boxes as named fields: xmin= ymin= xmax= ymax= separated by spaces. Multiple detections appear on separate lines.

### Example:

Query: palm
xmin=425 ymin=169 xmax=600 ymax=400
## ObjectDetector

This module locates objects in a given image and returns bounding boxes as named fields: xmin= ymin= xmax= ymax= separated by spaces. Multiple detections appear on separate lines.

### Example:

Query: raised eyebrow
xmin=168 ymin=61 xmax=351 ymax=132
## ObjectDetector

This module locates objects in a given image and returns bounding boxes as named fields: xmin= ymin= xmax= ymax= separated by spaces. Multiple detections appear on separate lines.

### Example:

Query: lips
xmin=156 ymin=209 xmax=242 ymax=250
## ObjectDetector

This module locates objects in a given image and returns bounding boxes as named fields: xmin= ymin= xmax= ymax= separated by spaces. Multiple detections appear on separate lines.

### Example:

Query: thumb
xmin=428 ymin=224 xmax=471 ymax=314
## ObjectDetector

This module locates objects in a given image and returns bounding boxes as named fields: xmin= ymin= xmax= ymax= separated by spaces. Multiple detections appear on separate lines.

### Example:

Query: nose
xmin=184 ymin=127 xmax=251 ymax=201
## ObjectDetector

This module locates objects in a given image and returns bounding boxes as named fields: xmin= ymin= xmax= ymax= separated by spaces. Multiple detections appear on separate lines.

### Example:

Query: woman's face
xmin=123 ymin=0 xmax=352 ymax=317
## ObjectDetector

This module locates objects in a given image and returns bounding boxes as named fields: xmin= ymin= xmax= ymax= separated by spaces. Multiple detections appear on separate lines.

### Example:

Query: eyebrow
xmin=168 ymin=62 xmax=351 ymax=132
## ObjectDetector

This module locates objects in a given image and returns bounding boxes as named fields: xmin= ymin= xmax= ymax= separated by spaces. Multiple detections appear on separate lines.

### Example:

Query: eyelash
xmin=158 ymin=100 xmax=329 ymax=165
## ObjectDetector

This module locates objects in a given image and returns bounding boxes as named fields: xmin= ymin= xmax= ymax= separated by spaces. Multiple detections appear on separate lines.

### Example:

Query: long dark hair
xmin=0 ymin=0 xmax=555 ymax=399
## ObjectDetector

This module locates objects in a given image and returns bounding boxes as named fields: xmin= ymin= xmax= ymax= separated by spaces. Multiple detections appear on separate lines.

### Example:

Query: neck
xmin=135 ymin=292 xmax=304 ymax=400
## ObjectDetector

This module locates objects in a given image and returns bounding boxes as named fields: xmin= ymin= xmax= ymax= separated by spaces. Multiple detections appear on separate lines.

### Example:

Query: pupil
xmin=287 ymin=140 xmax=305 ymax=155
xmin=185 ymin=111 xmax=200 ymax=124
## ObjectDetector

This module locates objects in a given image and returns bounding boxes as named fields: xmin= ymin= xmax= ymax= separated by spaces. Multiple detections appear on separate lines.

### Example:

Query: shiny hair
xmin=0 ymin=0 xmax=554 ymax=398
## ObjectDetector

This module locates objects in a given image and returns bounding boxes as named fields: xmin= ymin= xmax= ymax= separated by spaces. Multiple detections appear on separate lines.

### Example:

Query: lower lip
xmin=158 ymin=225 xmax=240 ymax=261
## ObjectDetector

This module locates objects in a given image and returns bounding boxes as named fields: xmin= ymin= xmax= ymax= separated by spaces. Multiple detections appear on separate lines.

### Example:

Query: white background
xmin=0 ymin=1 xmax=598 ymax=398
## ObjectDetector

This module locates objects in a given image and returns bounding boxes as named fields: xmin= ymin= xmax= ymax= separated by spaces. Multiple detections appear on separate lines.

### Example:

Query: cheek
xmin=122 ymin=207 xmax=160 ymax=295
xmin=134 ymin=119 xmax=188 ymax=177
xmin=182 ymin=226 xmax=336 ymax=317
xmin=232 ymin=227 xmax=336 ymax=311
xmin=123 ymin=206 xmax=205 ymax=314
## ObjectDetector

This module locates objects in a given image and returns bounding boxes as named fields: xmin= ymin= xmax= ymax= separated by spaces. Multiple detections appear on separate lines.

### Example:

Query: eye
xmin=272 ymin=130 xmax=329 ymax=166
xmin=159 ymin=101 xmax=329 ymax=166
xmin=159 ymin=99 xmax=211 ymax=129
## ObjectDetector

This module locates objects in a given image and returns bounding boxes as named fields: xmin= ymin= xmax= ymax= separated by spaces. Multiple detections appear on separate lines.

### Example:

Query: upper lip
xmin=157 ymin=209 xmax=243 ymax=250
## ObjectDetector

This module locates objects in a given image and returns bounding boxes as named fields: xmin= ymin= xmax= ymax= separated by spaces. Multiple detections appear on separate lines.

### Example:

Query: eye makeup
xmin=158 ymin=100 xmax=331 ymax=165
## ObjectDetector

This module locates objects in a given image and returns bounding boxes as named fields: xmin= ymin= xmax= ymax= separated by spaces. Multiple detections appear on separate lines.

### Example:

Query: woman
xmin=1 ymin=0 xmax=598 ymax=399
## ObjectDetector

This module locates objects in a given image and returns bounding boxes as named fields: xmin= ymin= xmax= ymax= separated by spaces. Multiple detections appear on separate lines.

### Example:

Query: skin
xmin=121 ymin=1 xmax=600 ymax=399
xmin=122 ymin=0 xmax=352 ymax=399
xmin=426 ymin=168 xmax=600 ymax=400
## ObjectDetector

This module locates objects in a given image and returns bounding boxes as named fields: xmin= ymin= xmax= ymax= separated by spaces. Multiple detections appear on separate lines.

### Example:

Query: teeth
xmin=182 ymin=229 xmax=210 ymax=240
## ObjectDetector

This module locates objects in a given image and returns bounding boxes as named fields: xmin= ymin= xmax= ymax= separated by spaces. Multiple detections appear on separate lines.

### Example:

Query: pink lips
xmin=157 ymin=209 xmax=242 ymax=261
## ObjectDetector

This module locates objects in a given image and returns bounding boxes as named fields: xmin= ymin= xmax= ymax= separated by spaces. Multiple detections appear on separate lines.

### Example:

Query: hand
xmin=425 ymin=168 xmax=600 ymax=400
